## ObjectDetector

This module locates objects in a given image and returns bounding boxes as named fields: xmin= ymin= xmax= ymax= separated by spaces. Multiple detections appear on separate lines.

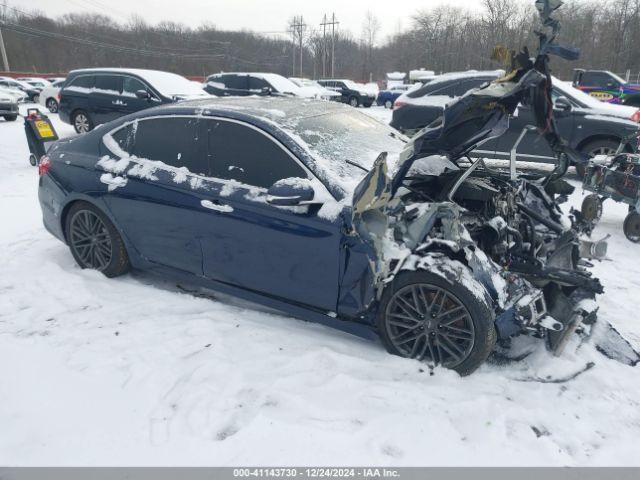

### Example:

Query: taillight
xmin=394 ymin=101 xmax=406 ymax=110
xmin=631 ymin=110 xmax=640 ymax=123
xmin=38 ymin=156 xmax=51 ymax=176
xmin=57 ymin=93 xmax=61 ymax=102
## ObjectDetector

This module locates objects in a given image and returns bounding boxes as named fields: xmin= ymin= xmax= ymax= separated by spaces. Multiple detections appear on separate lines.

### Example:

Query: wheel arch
xmin=59 ymin=195 xmax=142 ymax=266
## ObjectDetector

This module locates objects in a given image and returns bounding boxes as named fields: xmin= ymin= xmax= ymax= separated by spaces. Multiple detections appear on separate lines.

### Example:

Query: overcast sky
xmin=24 ymin=0 xmax=485 ymax=40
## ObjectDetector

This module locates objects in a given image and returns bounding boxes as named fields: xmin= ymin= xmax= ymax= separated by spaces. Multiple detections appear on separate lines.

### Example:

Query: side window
xmin=69 ymin=75 xmax=95 ymax=90
xmin=130 ymin=118 xmax=208 ymax=176
xmin=429 ymin=81 xmax=457 ymax=97
xmin=249 ymin=76 xmax=270 ymax=91
xmin=336 ymin=82 xmax=346 ymax=90
xmin=208 ymin=120 xmax=308 ymax=189
xmin=94 ymin=75 xmax=122 ymax=94
xmin=224 ymin=75 xmax=248 ymax=90
xmin=454 ymin=79 xmax=488 ymax=96
xmin=123 ymin=77 xmax=149 ymax=96
xmin=111 ymin=123 xmax=137 ymax=154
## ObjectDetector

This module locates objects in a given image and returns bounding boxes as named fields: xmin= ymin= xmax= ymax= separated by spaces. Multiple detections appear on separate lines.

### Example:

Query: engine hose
xmin=516 ymin=202 xmax=564 ymax=234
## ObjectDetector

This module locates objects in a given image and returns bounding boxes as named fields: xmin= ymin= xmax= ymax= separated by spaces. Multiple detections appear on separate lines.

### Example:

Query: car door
xmin=90 ymin=74 xmax=124 ymax=125
xmin=198 ymin=118 xmax=343 ymax=311
xmin=335 ymin=82 xmax=350 ymax=102
xmin=121 ymin=75 xmax=161 ymax=115
xmin=100 ymin=115 xmax=217 ymax=275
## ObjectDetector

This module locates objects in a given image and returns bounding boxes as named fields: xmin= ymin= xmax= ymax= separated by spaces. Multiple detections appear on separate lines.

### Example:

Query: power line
xmin=5 ymin=3 xmax=231 ymax=51
xmin=1 ymin=21 xmax=227 ymax=59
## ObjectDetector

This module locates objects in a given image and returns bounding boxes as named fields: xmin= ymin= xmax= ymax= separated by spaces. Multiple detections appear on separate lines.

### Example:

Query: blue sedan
xmin=38 ymin=97 xmax=525 ymax=375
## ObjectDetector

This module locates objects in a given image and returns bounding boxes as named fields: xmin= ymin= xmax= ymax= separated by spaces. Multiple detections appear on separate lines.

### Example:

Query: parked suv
xmin=204 ymin=73 xmax=305 ymax=97
xmin=392 ymin=71 xmax=640 ymax=166
xmin=317 ymin=79 xmax=376 ymax=107
xmin=59 ymin=68 xmax=209 ymax=133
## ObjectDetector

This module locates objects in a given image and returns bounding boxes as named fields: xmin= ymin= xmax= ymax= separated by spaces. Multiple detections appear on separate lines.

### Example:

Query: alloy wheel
xmin=74 ymin=113 xmax=90 ymax=133
xmin=384 ymin=283 xmax=475 ymax=368
xmin=47 ymin=99 xmax=58 ymax=113
xmin=69 ymin=210 xmax=113 ymax=271
xmin=589 ymin=146 xmax=616 ymax=157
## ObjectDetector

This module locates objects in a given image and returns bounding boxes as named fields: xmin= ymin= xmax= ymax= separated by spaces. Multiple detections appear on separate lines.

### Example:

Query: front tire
xmin=72 ymin=110 xmax=93 ymax=134
xmin=3 ymin=115 xmax=17 ymax=121
xmin=33 ymin=94 xmax=40 ymax=104
xmin=65 ymin=202 xmax=130 ymax=277
xmin=377 ymin=270 xmax=496 ymax=376
xmin=46 ymin=98 xmax=59 ymax=113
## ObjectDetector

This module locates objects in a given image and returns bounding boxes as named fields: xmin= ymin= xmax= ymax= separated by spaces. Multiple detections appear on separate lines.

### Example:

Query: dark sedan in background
xmin=392 ymin=71 xmax=640 ymax=166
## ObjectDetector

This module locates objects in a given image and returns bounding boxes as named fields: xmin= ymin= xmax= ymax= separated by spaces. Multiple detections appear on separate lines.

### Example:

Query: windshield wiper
xmin=346 ymin=159 xmax=369 ymax=172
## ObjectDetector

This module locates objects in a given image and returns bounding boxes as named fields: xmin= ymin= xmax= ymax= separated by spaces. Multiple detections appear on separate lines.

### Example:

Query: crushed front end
xmin=350 ymin=150 xmax=607 ymax=358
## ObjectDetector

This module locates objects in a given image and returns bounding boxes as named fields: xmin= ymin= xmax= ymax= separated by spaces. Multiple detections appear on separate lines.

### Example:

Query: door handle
xmin=201 ymin=199 xmax=233 ymax=213
xmin=111 ymin=100 xmax=128 ymax=106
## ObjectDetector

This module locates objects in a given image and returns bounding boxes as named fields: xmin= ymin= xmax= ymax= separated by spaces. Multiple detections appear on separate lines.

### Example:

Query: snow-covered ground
xmin=1 ymin=105 xmax=639 ymax=466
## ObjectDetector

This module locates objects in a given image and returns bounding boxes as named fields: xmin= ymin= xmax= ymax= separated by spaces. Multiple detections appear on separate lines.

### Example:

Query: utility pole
xmin=321 ymin=13 xmax=339 ymax=78
xmin=330 ymin=13 xmax=338 ymax=78
xmin=320 ymin=14 xmax=327 ymax=78
xmin=290 ymin=16 xmax=307 ymax=78
xmin=0 ymin=0 xmax=10 ymax=72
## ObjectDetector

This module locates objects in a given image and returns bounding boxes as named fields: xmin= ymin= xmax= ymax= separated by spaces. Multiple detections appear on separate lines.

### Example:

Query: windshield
xmin=291 ymin=110 xmax=406 ymax=192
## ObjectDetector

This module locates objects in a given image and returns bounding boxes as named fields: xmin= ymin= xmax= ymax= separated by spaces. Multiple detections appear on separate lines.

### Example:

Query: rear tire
xmin=624 ymin=211 xmax=640 ymax=243
xmin=377 ymin=270 xmax=496 ymax=376
xmin=72 ymin=110 xmax=93 ymax=134
xmin=385 ymin=100 xmax=393 ymax=109
xmin=3 ymin=115 xmax=17 ymax=121
xmin=33 ymin=94 xmax=40 ymax=104
xmin=65 ymin=202 xmax=130 ymax=277
xmin=349 ymin=96 xmax=359 ymax=107
xmin=46 ymin=98 xmax=59 ymax=113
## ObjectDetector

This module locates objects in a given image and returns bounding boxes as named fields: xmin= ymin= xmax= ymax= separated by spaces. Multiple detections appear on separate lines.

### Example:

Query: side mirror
xmin=266 ymin=178 xmax=316 ymax=207
xmin=554 ymin=96 xmax=572 ymax=111
xmin=261 ymin=87 xmax=273 ymax=96
xmin=135 ymin=89 xmax=151 ymax=100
